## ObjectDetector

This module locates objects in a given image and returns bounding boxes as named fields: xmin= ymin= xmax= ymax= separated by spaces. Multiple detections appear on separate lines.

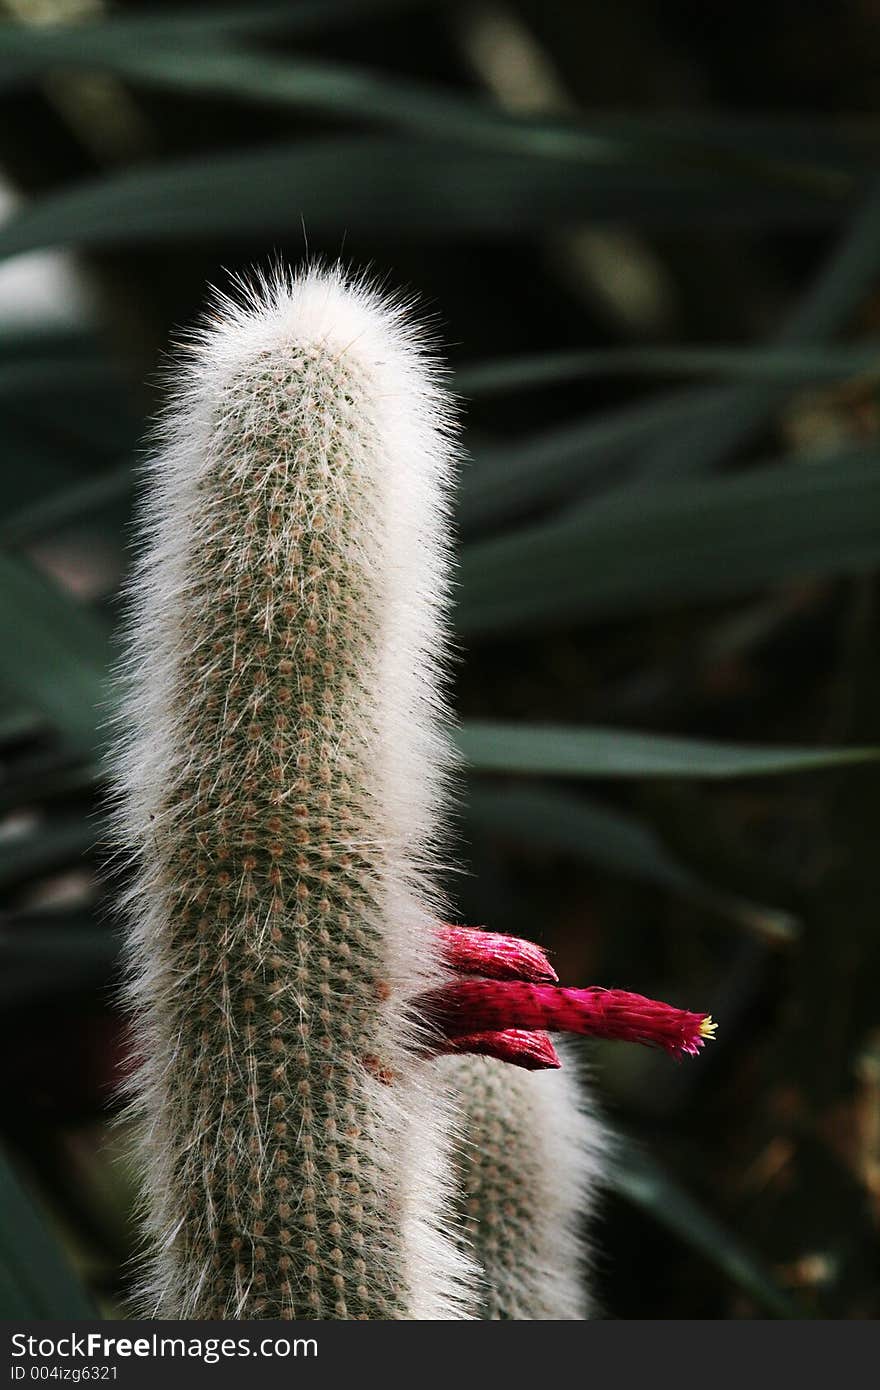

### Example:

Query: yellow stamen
xmin=699 ymin=1015 xmax=717 ymax=1041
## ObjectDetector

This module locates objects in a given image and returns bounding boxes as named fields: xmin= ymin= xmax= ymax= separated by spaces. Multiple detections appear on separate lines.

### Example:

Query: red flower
xmin=423 ymin=926 xmax=716 ymax=1068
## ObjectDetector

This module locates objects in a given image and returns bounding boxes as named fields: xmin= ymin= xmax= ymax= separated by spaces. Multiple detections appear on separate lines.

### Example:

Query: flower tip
xmin=529 ymin=1032 xmax=562 ymax=1069
xmin=675 ymin=1012 xmax=716 ymax=1059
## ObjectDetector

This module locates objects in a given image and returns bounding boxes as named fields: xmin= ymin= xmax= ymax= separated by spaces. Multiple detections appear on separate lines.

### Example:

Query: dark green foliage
xmin=0 ymin=0 xmax=878 ymax=1320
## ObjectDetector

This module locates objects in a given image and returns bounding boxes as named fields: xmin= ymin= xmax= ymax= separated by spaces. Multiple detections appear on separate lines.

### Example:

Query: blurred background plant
xmin=1 ymin=0 xmax=880 ymax=1320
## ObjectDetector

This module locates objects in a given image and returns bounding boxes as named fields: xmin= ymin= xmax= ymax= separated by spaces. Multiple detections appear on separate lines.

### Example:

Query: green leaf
xmin=0 ymin=16 xmax=860 ymax=196
xmin=0 ymin=467 xmax=132 ymax=548
xmin=458 ymin=449 xmax=880 ymax=634
xmin=0 ymin=41 xmax=853 ymax=198
xmin=0 ymin=1147 xmax=96 ymax=1317
xmin=456 ymin=341 xmax=880 ymax=397
xmin=575 ymin=113 xmax=880 ymax=176
xmin=642 ymin=181 xmax=880 ymax=480
xmin=0 ymin=138 xmax=853 ymax=266
xmin=460 ymin=388 xmax=732 ymax=531
xmin=0 ymin=420 xmax=96 ymax=511
xmin=0 ymin=323 xmax=95 ymax=358
xmin=10 ymin=46 xmax=633 ymax=164
xmin=0 ymin=915 xmax=115 ymax=1007
xmin=0 ymin=816 xmax=96 ymax=894
xmin=457 ymin=721 xmax=877 ymax=780
xmin=0 ymin=356 xmax=120 ymax=400
xmin=0 ymin=554 xmax=109 ymax=754
xmin=0 ymin=702 xmax=44 ymax=748
xmin=0 ymin=0 xmax=414 ymax=81
xmin=0 ymin=26 xmax=865 ymax=208
xmin=0 ymin=758 xmax=98 ymax=816
xmin=609 ymin=1146 xmax=801 ymax=1318
xmin=465 ymin=782 xmax=797 ymax=939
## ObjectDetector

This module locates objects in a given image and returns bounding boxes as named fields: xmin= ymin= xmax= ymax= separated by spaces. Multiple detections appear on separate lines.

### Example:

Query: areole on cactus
xmin=113 ymin=264 xmax=713 ymax=1321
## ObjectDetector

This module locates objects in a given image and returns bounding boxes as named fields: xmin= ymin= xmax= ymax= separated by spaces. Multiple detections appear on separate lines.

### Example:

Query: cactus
xmin=114 ymin=260 xmax=715 ymax=1321
xmin=451 ymin=1046 xmax=606 ymax=1320
xmin=113 ymin=266 xmax=475 ymax=1319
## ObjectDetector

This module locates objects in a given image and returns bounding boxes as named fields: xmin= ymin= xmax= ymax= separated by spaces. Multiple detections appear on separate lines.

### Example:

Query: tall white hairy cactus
xmin=113 ymin=265 xmax=474 ymax=1319
xmin=112 ymin=256 xmax=717 ymax=1320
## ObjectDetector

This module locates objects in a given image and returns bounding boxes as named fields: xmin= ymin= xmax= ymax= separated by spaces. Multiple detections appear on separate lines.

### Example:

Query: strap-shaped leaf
xmin=0 ymin=138 xmax=853 ymax=267
xmin=457 ymin=721 xmax=877 ymax=779
xmin=610 ymin=1146 xmax=801 ymax=1319
xmin=642 ymin=181 xmax=880 ymax=479
xmin=466 ymin=782 xmax=797 ymax=938
xmin=458 ymin=450 xmax=880 ymax=634
xmin=456 ymin=341 xmax=880 ymax=397
xmin=0 ymin=915 xmax=115 ymax=1007
xmin=460 ymin=388 xmax=732 ymax=531
xmin=0 ymin=554 xmax=109 ymax=753
xmin=0 ymin=1148 xmax=96 ymax=1317
xmin=0 ymin=0 xmax=408 ymax=82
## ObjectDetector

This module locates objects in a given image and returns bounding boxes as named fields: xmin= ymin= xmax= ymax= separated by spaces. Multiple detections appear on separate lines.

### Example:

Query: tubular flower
xmin=433 ymin=926 xmax=710 ymax=1320
xmin=420 ymin=952 xmax=715 ymax=1061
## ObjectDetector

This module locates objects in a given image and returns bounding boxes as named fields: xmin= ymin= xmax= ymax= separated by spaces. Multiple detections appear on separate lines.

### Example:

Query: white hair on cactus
xmin=451 ymin=1043 xmax=607 ymax=1319
xmin=110 ymin=263 xmax=477 ymax=1319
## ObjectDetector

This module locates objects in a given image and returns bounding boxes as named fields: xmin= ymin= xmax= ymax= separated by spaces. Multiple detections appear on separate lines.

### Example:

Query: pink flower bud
xmin=437 ymin=924 xmax=557 ymax=983
xmin=433 ymin=1029 xmax=561 ymax=1071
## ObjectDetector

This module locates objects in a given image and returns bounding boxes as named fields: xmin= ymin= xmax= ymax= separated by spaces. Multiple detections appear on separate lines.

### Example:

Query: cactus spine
xmin=114 ymin=266 xmax=474 ymax=1319
xmin=452 ymin=1047 xmax=605 ymax=1319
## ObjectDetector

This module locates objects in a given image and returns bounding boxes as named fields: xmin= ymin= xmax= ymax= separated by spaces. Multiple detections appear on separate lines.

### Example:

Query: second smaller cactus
xmin=452 ymin=1047 xmax=605 ymax=1319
